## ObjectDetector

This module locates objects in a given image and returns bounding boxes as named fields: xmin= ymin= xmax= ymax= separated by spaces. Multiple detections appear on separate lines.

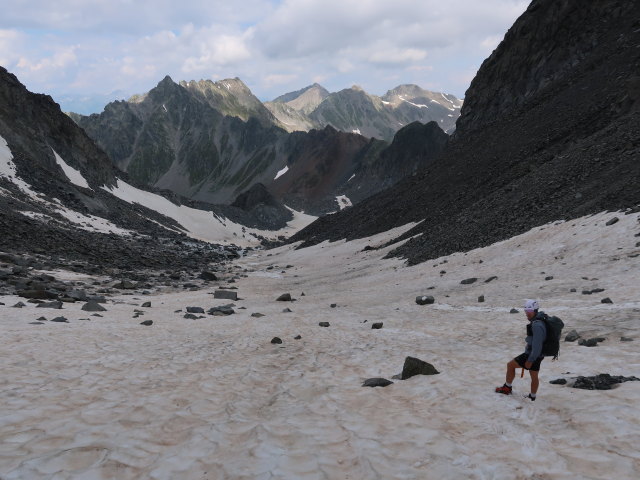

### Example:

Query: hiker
xmin=496 ymin=299 xmax=547 ymax=401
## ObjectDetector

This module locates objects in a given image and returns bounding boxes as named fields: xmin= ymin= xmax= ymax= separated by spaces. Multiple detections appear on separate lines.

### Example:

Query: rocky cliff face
xmin=291 ymin=0 xmax=640 ymax=264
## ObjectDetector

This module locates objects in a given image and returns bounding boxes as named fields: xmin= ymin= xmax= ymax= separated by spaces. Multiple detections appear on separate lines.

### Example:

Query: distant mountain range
xmin=265 ymin=83 xmax=461 ymax=140
xmin=70 ymin=78 xmax=450 ymax=214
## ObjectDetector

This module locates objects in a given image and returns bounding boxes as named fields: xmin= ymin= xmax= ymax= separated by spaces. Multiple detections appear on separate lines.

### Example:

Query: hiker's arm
xmin=528 ymin=321 xmax=545 ymax=361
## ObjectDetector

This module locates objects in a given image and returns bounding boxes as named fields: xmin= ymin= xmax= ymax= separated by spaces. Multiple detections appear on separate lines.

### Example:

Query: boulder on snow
xmin=277 ymin=293 xmax=292 ymax=302
xmin=565 ymin=330 xmax=580 ymax=342
xmin=214 ymin=289 xmax=238 ymax=301
xmin=81 ymin=301 xmax=107 ymax=312
xmin=572 ymin=374 xmax=639 ymax=390
xmin=371 ymin=322 xmax=383 ymax=329
xmin=510 ymin=308 xmax=519 ymax=314
xmin=186 ymin=306 xmax=205 ymax=314
xmin=362 ymin=378 xmax=393 ymax=388
xmin=208 ymin=305 xmax=235 ymax=316
xmin=460 ymin=278 xmax=477 ymax=285
xmin=271 ymin=337 xmax=283 ymax=344
xmin=401 ymin=356 xmax=439 ymax=380
xmin=416 ymin=295 xmax=435 ymax=305
xmin=319 ymin=322 xmax=330 ymax=327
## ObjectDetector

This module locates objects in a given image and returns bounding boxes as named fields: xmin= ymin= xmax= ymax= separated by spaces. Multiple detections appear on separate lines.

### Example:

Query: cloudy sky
xmin=0 ymin=0 xmax=529 ymax=113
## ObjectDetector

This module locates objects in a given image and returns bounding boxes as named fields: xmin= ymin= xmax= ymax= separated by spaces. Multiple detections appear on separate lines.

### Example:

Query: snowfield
xmin=0 ymin=211 xmax=639 ymax=479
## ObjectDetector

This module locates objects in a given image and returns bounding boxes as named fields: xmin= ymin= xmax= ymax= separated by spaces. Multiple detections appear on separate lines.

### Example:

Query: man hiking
xmin=496 ymin=299 xmax=548 ymax=401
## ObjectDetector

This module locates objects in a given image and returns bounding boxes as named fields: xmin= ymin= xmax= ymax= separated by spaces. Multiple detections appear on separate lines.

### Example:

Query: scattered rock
xmin=251 ymin=313 xmax=265 ymax=318
xmin=214 ymin=289 xmax=238 ymax=301
xmin=186 ymin=306 xmax=205 ymax=314
xmin=565 ymin=330 xmax=580 ymax=342
xmin=91 ymin=314 xmax=103 ymax=317
xmin=545 ymin=276 xmax=554 ymax=281
xmin=282 ymin=308 xmax=292 ymax=313
xmin=416 ymin=295 xmax=435 ymax=305
xmin=549 ymin=378 xmax=567 ymax=385
xmin=484 ymin=276 xmax=498 ymax=283
xmin=581 ymin=290 xmax=592 ymax=295
xmin=601 ymin=297 xmax=613 ymax=304
xmin=271 ymin=337 xmax=283 ymax=344
xmin=17 ymin=289 xmax=58 ymax=300
xmin=301 ymin=292 xmax=305 ymax=296
xmin=50 ymin=316 xmax=68 ymax=323
xmin=114 ymin=280 xmax=136 ymax=290
xmin=330 ymin=303 xmax=337 ymax=308
xmin=81 ymin=300 xmax=107 ymax=312
xmin=199 ymin=271 xmax=218 ymax=281
xmin=578 ymin=338 xmax=602 ymax=347
xmin=460 ymin=278 xmax=477 ymax=285
xmin=12 ymin=302 xmax=26 ymax=308
xmin=141 ymin=301 xmax=151 ymax=308
xmin=510 ymin=308 xmax=519 ymax=314
xmin=276 ymin=293 xmax=292 ymax=302
xmin=140 ymin=320 xmax=153 ymax=326
xmin=570 ymin=288 xmax=576 ymax=292
xmin=319 ymin=322 xmax=330 ymax=327
xmin=36 ymin=301 xmax=63 ymax=309
xmin=183 ymin=313 xmax=198 ymax=319
xmin=362 ymin=378 xmax=393 ymax=388
xmin=29 ymin=322 xmax=44 ymax=325
xmin=478 ymin=295 xmax=485 ymax=303
xmin=605 ymin=217 xmax=619 ymax=226
xmin=371 ymin=322 xmax=383 ymax=329
xmin=294 ymin=335 xmax=302 ymax=340
xmin=208 ymin=305 xmax=234 ymax=316
xmin=620 ymin=337 xmax=633 ymax=342
xmin=572 ymin=374 xmax=639 ymax=390
xmin=400 ymin=356 xmax=439 ymax=380
xmin=591 ymin=288 xmax=605 ymax=293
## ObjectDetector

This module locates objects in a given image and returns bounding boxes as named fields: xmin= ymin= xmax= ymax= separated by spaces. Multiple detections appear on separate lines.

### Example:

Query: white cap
xmin=524 ymin=299 xmax=539 ymax=311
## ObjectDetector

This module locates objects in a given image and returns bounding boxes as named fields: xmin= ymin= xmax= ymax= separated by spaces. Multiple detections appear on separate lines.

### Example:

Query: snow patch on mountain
xmin=52 ymin=149 xmax=91 ymax=190
xmin=274 ymin=166 xmax=289 ymax=180
xmin=336 ymin=195 xmax=352 ymax=210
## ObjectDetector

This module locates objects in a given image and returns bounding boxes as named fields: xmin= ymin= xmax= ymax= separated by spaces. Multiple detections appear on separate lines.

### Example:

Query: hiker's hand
xmin=525 ymin=361 xmax=532 ymax=369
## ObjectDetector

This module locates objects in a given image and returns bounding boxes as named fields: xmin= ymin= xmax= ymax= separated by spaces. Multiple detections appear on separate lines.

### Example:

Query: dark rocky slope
xmin=290 ymin=0 xmax=640 ymax=264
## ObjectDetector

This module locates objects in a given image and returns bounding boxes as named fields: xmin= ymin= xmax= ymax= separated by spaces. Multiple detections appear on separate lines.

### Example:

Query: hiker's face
xmin=525 ymin=310 xmax=535 ymax=320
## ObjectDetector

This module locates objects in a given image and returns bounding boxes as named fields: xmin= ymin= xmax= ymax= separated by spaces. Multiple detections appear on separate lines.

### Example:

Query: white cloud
xmin=0 ymin=0 xmax=530 ymax=109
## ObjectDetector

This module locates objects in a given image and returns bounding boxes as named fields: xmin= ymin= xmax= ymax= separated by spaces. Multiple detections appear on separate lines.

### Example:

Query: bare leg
xmin=506 ymin=359 xmax=518 ymax=384
xmin=530 ymin=370 xmax=539 ymax=394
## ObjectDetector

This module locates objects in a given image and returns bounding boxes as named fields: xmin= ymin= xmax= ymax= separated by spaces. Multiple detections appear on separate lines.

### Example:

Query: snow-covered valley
xmin=1 ymin=210 xmax=638 ymax=479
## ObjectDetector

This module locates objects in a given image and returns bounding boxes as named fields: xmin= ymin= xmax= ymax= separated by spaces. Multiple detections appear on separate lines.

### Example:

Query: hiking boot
xmin=495 ymin=384 xmax=512 ymax=395
xmin=526 ymin=394 xmax=536 ymax=401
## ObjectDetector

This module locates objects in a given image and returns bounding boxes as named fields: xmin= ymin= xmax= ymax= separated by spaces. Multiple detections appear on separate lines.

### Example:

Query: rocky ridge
xmin=290 ymin=0 xmax=640 ymax=264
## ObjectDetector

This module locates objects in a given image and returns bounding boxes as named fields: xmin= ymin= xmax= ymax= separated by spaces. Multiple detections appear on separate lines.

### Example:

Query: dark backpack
xmin=540 ymin=315 xmax=565 ymax=359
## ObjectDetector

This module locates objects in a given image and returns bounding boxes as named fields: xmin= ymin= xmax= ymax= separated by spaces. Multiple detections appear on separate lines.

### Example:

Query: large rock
xmin=277 ymin=293 xmax=292 ymax=301
xmin=572 ymin=374 xmax=639 ymax=390
xmin=17 ymin=289 xmax=58 ymax=300
xmin=401 ymin=356 xmax=439 ymax=380
xmin=36 ymin=301 xmax=63 ymax=309
xmin=208 ymin=305 xmax=234 ymax=316
xmin=415 ymin=295 xmax=435 ymax=305
xmin=565 ymin=329 xmax=580 ymax=342
xmin=81 ymin=301 xmax=107 ymax=312
xmin=362 ymin=378 xmax=393 ymax=388
xmin=460 ymin=278 xmax=477 ymax=285
xmin=186 ymin=306 xmax=205 ymax=314
xmin=214 ymin=289 xmax=238 ymax=301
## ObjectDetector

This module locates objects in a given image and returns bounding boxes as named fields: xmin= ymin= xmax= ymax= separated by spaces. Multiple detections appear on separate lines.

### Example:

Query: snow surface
xmin=351 ymin=128 xmax=361 ymax=135
xmin=274 ymin=165 xmax=289 ymax=180
xmin=1 ymin=211 xmax=639 ymax=478
xmin=52 ymin=149 xmax=91 ymax=190
xmin=336 ymin=194 xmax=352 ymax=210
xmin=102 ymin=178 xmax=316 ymax=245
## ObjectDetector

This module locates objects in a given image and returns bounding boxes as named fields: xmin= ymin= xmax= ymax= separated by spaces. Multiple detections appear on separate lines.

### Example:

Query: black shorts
xmin=514 ymin=353 xmax=544 ymax=371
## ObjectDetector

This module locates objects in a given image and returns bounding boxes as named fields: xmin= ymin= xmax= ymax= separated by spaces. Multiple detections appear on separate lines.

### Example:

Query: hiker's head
xmin=524 ymin=299 xmax=539 ymax=320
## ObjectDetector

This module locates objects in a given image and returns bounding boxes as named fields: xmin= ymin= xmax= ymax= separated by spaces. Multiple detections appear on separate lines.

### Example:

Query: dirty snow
xmin=1 ymin=211 xmax=638 ymax=478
